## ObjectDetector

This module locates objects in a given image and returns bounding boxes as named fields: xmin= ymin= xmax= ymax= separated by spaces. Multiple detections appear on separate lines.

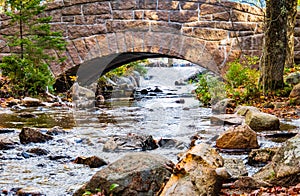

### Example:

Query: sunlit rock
xmin=216 ymin=125 xmax=259 ymax=149
xmin=160 ymin=143 xmax=229 ymax=196
xmin=74 ymin=155 xmax=107 ymax=168
xmin=245 ymin=110 xmax=280 ymax=131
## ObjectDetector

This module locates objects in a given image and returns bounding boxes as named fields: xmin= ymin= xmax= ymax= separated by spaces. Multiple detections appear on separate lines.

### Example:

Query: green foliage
xmin=99 ymin=60 xmax=148 ymax=82
xmin=194 ymin=73 xmax=226 ymax=106
xmin=0 ymin=0 xmax=66 ymax=97
xmin=225 ymin=56 xmax=260 ymax=103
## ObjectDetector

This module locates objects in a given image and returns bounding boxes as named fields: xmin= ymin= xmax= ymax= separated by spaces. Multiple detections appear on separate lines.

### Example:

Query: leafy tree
xmin=260 ymin=0 xmax=298 ymax=93
xmin=0 ymin=0 xmax=66 ymax=97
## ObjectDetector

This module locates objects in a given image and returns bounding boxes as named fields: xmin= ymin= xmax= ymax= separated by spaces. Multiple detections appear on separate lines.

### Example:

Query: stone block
xmin=62 ymin=5 xmax=82 ymax=15
xmin=124 ymin=32 xmax=134 ymax=52
xmin=200 ymin=4 xmax=226 ymax=15
xmin=111 ymin=0 xmax=138 ymax=10
xmin=84 ymin=36 xmax=101 ymax=59
xmin=107 ymin=21 xmax=150 ymax=33
xmin=66 ymin=42 xmax=82 ymax=65
xmin=106 ymin=33 xmax=119 ymax=54
xmin=62 ymin=16 xmax=75 ymax=23
xmin=181 ymin=37 xmax=206 ymax=63
xmin=170 ymin=10 xmax=199 ymax=23
xmin=115 ymin=32 xmax=127 ymax=53
xmin=67 ymin=24 xmax=106 ymax=39
xmin=144 ymin=10 xmax=169 ymax=21
xmin=169 ymin=34 xmax=184 ymax=57
xmin=132 ymin=32 xmax=145 ymax=52
xmin=150 ymin=21 xmax=181 ymax=33
xmin=73 ymin=39 xmax=89 ymax=61
xmin=180 ymin=2 xmax=199 ymax=10
xmin=194 ymin=28 xmax=227 ymax=41
xmin=113 ymin=11 xmax=134 ymax=20
xmin=83 ymin=2 xmax=111 ymax=15
xmin=138 ymin=0 xmax=157 ymax=10
xmin=95 ymin=35 xmax=110 ymax=56
xmin=213 ymin=12 xmax=230 ymax=21
xmin=134 ymin=10 xmax=144 ymax=20
xmin=231 ymin=10 xmax=248 ymax=22
xmin=184 ymin=21 xmax=215 ymax=28
xmin=158 ymin=1 xmax=179 ymax=10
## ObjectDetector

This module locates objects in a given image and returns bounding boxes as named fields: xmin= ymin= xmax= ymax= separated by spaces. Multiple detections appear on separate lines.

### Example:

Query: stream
xmin=0 ymin=66 xmax=299 ymax=195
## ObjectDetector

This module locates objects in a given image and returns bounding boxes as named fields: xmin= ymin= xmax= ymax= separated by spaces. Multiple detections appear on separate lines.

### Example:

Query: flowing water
xmin=0 ymin=66 xmax=298 ymax=195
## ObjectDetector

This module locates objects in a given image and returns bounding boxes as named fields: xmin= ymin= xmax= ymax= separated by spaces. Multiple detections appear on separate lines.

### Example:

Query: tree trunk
xmin=260 ymin=0 xmax=297 ymax=92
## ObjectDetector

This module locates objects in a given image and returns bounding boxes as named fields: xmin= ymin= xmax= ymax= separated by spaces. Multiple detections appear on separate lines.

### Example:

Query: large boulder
xmin=289 ymin=83 xmax=300 ymax=104
xmin=285 ymin=72 xmax=300 ymax=85
xmin=245 ymin=110 xmax=280 ymax=131
xmin=19 ymin=127 xmax=53 ymax=144
xmin=160 ymin=143 xmax=229 ymax=196
xmin=253 ymin=134 xmax=300 ymax=186
xmin=74 ymin=152 xmax=171 ymax=196
xmin=216 ymin=125 xmax=259 ymax=149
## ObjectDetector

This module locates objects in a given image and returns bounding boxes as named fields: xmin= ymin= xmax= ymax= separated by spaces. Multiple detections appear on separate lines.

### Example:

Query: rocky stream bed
xmin=0 ymin=67 xmax=300 ymax=195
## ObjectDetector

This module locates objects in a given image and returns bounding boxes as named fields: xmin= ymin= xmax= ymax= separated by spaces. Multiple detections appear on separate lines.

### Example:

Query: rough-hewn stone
xmin=3 ymin=0 xmax=300 ymax=82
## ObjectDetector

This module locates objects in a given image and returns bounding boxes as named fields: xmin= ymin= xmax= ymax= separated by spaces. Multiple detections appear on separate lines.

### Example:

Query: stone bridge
xmin=0 ymin=0 xmax=299 ymax=86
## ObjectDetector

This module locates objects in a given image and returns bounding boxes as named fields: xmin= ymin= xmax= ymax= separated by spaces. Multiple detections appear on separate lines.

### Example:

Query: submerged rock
xmin=21 ymin=97 xmax=43 ymax=107
xmin=26 ymin=148 xmax=50 ymax=156
xmin=46 ymin=126 xmax=67 ymax=136
xmin=0 ymin=136 xmax=17 ymax=150
xmin=253 ymin=134 xmax=300 ymax=186
xmin=74 ymin=156 xmax=107 ymax=168
xmin=16 ymin=186 xmax=45 ymax=196
xmin=103 ymin=134 xmax=158 ymax=152
xmin=216 ymin=125 xmax=259 ymax=149
xmin=245 ymin=110 xmax=280 ymax=131
xmin=74 ymin=152 xmax=171 ymax=196
xmin=160 ymin=143 xmax=229 ymax=196
xmin=19 ymin=127 xmax=53 ymax=144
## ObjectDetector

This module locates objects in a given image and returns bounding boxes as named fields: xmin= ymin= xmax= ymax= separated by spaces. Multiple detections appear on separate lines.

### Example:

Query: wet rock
xmin=19 ymin=127 xmax=53 ymax=144
xmin=0 ymin=136 xmax=17 ymax=150
xmin=72 ymin=82 xmax=95 ymax=100
xmin=210 ymin=114 xmax=244 ymax=125
xmin=248 ymin=147 xmax=278 ymax=166
xmin=46 ymin=126 xmax=67 ymax=136
xmin=253 ymin=134 xmax=300 ymax=186
xmin=103 ymin=134 xmax=158 ymax=152
xmin=175 ymin=79 xmax=187 ymax=86
xmin=6 ymin=98 xmax=20 ymax=107
xmin=21 ymin=97 xmax=43 ymax=107
xmin=160 ymin=143 xmax=229 ymax=196
xmin=16 ymin=186 xmax=45 ymax=196
xmin=223 ymin=158 xmax=248 ymax=179
xmin=74 ymin=156 xmax=107 ymax=168
xmin=233 ymin=176 xmax=272 ymax=189
xmin=285 ymin=72 xmax=300 ymax=85
xmin=289 ymin=83 xmax=300 ymax=104
xmin=18 ymin=112 xmax=37 ymax=118
xmin=48 ymin=154 xmax=71 ymax=161
xmin=0 ymin=129 xmax=15 ymax=134
xmin=74 ymin=152 xmax=171 ymax=196
xmin=158 ymin=138 xmax=185 ymax=149
xmin=26 ymin=148 xmax=50 ymax=156
xmin=245 ymin=110 xmax=280 ymax=131
xmin=212 ymin=98 xmax=236 ymax=114
xmin=235 ymin=105 xmax=260 ymax=116
xmin=216 ymin=125 xmax=259 ymax=149
xmin=175 ymin=98 xmax=185 ymax=104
